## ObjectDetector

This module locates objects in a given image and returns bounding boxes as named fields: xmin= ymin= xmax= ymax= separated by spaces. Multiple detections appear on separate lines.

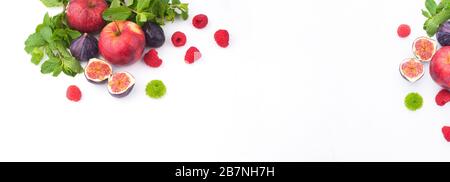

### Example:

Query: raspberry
xmin=66 ymin=85 xmax=82 ymax=102
xmin=185 ymin=46 xmax=202 ymax=64
xmin=192 ymin=14 xmax=208 ymax=29
xmin=443 ymin=126 xmax=450 ymax=142
xmin=397 ymin=24 xmax=411 ymax=38
xmin=214 ymin=29 xmax=229 ymax=48
xmin=144 ymin=49 xmax=163 ymax=68
xmin=435 ymin=89 xmax=450 ymax=106
xmin=171 ymin=31 xmax=187 ymax=47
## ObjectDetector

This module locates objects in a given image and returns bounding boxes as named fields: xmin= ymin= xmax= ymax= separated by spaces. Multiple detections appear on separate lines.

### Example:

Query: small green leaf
xmin=137 ymin=0 xmax=151 ymax=12
xmin=25 ymin=33 xmax=46 ymax=53
xmin=422 ymin=9 xmax=432 ymax=18
xmin=40 ymin=0 xmax=63 ymax=7
xmin=425 ymin=0 xmax=437 ymax=16
xmin=39 ymin=26 xmax=53 ymax=43
xmin=31 ymin=47 xmax=44 ymax=65
xmin=125 ymin=0 xmax=134 ymax=6
xmin=181 ymin=11 xmax=188 ymax=20
xmin=103 ymin=7 xmax=133 ymax=21
xmin=41 ymin=58 xmax=61 ymax=74
xmin=110 ymin=0 xmax=121 ymax=8
xmin=172 ymin=0 xmax=181 ymax=5
xmin=52 ymin=66 xmax=63 ymax=77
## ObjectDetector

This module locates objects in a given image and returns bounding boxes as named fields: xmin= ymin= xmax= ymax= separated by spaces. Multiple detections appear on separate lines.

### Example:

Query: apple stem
xmin=114 ymin=21 xmax=121 ymax=36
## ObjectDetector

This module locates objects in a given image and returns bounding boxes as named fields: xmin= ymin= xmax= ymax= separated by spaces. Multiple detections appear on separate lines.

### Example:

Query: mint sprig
xmin=24 ymin=1 xmax=83 ymax=77
xmin=103 ymin=0 xmax=189 ymax=25
xmin=422 ymin=0 xmax=450 ymax=37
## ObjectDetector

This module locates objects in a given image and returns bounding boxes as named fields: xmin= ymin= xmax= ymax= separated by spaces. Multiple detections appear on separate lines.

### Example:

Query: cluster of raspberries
xmin=435 ymin=89 xmax=450 ymax=142
xmin=144 ymin=14 xmax=230 ymax=67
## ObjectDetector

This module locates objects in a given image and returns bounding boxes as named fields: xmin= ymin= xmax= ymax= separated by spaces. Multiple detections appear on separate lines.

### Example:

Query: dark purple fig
xmin=437 ymin=21 xmax=450 ymax=46
xmin=84 ymin=58 xmax=113 ymax=84
xmin=107 ymin=72 xmax=135 ymax=98
xmin=142 ymin=21 xmax=165 ymax=48
xmin=70 ymin=33 xmax=99 ymax=62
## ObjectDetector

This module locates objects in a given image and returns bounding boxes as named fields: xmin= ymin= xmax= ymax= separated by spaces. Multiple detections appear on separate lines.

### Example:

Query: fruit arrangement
xmin=25 ymin=0 xmax=230 ymax=101
xmin=398 ymin=0 xmax=450 ymax=142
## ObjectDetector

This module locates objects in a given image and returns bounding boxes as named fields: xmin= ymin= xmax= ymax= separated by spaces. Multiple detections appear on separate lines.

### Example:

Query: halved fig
xmin=413 ymin=36 xmax=437 ymax=62
xmin=399 ymin=58 xmax=424 ymax=83
xmin=107 ymin=72 xmax=135 ymax=98
xmin=84 ymin=58 xmax=113 ymax=83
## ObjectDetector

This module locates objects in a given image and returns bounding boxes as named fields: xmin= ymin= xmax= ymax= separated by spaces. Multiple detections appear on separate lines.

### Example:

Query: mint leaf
xmin=125 ymin=0 xmax=134 ymax=6
xmin=137 ymin=0 xmax=151 ymax=12
xmin=41 ymin=58 xmax=61 ymax=74
xmin=25 ymin=33 xmax=46 ymax=53
xmin=426 ymin=0 xmax=437 ymax=16
xmin=40 ymin=0 xmax=63 ymax=7
xmin=103 ymin=7 xmax=132 ymax=21
xmin=422 ymin=9 xmax=432 ymax=18
xmin=39 ymin=26 xmax=53 ymax=43
xmin=424 ymin=7 xmax=450 ymax=36
xmin=110 ymin=0 xmax=121 ymax=8
xmin=31 ymin=47 xmax=44 ymax=65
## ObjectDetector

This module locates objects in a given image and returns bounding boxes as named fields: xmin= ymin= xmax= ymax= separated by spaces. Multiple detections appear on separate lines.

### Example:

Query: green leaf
xmin=181 ymin=10 xmax=188 ymax=20
xmin=65 ymin=28 xmax=81 ymax=40
xmin=31 ymin=47 xmax=44 ymax=65
xmin=41 ymin=58 xmax=61 ymax=74
xmin=437 ymin=0 xmax=450 ymax=13
xmin=25 ymin=33 xmax=46 ymax=53
xmin=125 ymin=0 xmax=134 ymax=6
xmin=422 ymin=9 xmax=432 ymax=18
xmin=40 ymin=0 xmax=63 ymax=7
xmin=62 ymin=57 xmax=83 ymax=75
xmin=103 ymin=7 xmax=133 ymax=21
xmin=110 ymin=0 xmax=121 ymax=8
xmin=43 ymin=13 xmax=52 ymax=27
xmin=52 ymin=66 xmax=63 ymax=77
xmin=137 ymin=0 xmax=151 ymax=12
xmin=39 ymin=26 xmax=53 ymax=43
xmin=172 ymin=0 xmax=181 ymax=5
xmin=426 ymin=0 xmax=437 ymax=16
xmin=424 ymin=7 xmax=450 ymax=36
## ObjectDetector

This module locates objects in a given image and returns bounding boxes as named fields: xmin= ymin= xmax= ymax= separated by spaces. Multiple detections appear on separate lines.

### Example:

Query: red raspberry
xmin=171 ymin=31 xmax=187 ymax=47
xmin=144 ymin=49 xmax=163 ymax=68
xmin=185 ymin=46 xmax=201 ymax=64
xmin=435 ymin=89 xmax=450 ymax=106
xmin=192 ymin=14 xmax=208 ymax=29
xmin=214 ymin=29 xmax=229 ymax=48
xmin=443 ymin=126 xmax=450 ymax=142
xmin=66 ymin=85 xmax=82 ymax=102
xmin=397 ymin=24 xmax=411 ymax=38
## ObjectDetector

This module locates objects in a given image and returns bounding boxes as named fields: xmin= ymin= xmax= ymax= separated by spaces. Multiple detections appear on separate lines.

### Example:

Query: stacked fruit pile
xmin=397 ymin=0 xmax=450 ymax=142
xmin=25 ymin=0 xmax=230 ymax=100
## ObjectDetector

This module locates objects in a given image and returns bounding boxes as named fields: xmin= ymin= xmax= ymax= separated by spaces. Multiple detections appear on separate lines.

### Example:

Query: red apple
xmin=66 ymin=0 xmax=108 ymax=33
xmin=99 ymin=21 xmax=146 ymax=65
xmin=430 ymin=46 xmax=450 ymax=89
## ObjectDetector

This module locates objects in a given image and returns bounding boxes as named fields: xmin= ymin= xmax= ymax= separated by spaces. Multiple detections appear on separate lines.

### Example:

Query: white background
xmin=0 ymin=0 xmax=449 ymax=161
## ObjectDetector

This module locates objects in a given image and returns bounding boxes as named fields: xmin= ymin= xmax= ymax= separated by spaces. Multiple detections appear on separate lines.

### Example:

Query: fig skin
xmin=110 ymin=85 xmax=134 ymax=98
xmin=66 ymin=0 xmax=108 ymax=33
xmin=437 ymin=21 xmax=450 ymax=46
xmin=70 ymin=33 xmax=99 ymax=62
xmin=430 ymin=46 xmax=450 ymax=89
xmin=99 ymin=21 xmax=146 ymax=65
xmin=142 ymin=21 xmax=166 ymax=48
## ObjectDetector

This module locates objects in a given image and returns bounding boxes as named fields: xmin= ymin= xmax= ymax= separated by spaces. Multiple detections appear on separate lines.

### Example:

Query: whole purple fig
xmin=70 ymin=33 xmax=99 ymax=62
xmin=437 ymin=21 xmax=450 ymax=46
